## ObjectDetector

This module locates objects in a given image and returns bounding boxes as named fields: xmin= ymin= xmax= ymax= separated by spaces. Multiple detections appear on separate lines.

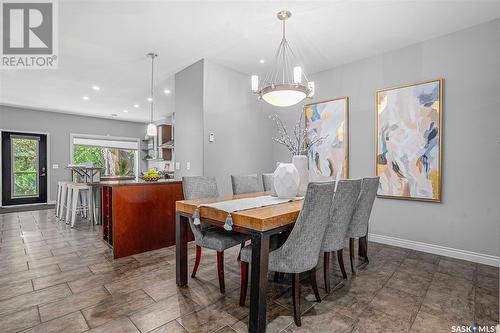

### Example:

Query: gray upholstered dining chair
xmin=182 ymin=176 xmax=251 ymax=294
xmin=321 ymin=179 xmax=362 ymax=293
xmin=231 ymin=174 xmax=264 ymax=195
xmin=238 ymin=181 xmax=336 ymax=326
xmin=262 ymin=173 xmax=273 ymax=192
xmin=347 ymin=177 xmax=380 ymax=272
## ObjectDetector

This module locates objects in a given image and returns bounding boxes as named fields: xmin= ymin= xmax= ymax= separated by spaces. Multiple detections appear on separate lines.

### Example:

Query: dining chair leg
xmin=349 ymin=238 xmax=356 ymax=273
xmin=239 ymin=261 xmax=248 ymax=306
xmin=292 ymin=273 xmax=301 ymax=326
xmin=191 ymin=245 xmax=202 ymax=278
xmin=323 ymin=252 xmax=331 ymax=294
xmin=337 ymin=249 xmax=348 ymax=279
xmin=217 ymin=251 xmax=225 ymax=294
xmin=237 ymin=243 xmax=245 ymax=261
xmin=309 ymin=267 xmax=321 ymax=302
xmin=359 ymin=236 xmax=369 ymax=263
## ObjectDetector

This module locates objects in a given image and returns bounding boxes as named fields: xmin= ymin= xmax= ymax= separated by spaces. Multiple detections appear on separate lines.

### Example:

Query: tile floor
xmin=0 ymin=209 xmax=498 ymax=333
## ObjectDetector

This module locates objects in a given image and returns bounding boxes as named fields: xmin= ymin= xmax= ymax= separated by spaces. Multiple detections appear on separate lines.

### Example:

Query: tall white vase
xmin=292 ymin=155 xmax=309 ymax=197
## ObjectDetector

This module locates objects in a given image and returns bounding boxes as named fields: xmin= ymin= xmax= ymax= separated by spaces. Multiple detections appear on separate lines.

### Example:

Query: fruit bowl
xmin=141 ymin=174 xmax=161 ymax=181
xmin=141 ymin=169 xmax=162 ymax=182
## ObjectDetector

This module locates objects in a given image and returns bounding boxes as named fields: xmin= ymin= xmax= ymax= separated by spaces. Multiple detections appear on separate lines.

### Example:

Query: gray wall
xmin=0 ymin=105 xmax=147 ymax=203
xmin=203 ymin=60 xmax=274 ymax=195
xmin=267 ymin=19 xmax=500 ymax=257
xmin=174 ymin=60 xmax=205 ymax=178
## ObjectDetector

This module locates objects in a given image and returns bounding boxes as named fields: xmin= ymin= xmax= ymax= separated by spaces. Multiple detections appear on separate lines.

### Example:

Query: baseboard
xmin=368 ymin=233 xmax=500 ymax=267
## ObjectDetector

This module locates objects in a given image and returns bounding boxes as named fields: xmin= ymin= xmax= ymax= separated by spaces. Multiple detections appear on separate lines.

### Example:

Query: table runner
xmin=193 ymin=195 xmax=303 ymax=231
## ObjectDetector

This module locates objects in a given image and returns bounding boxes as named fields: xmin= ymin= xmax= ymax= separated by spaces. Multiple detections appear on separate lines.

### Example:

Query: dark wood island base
xmin=100 ymin=179 xmax=193 ymax=259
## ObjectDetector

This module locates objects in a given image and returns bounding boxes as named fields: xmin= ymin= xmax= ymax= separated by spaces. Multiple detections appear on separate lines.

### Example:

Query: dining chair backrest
xmin=268 ymin=181 xmax=336 ymax=273
xmin=321 ymin=179 xmax=362 ymax=252
xmin=231 ymin=174 xmax=263 ymax=195
xmin=262 ymin=173 xmax=273 ymax=192
xmin=182 ymin=176 xmax=219 ymax=200
xmin=182 ymin=176 xmax=220 ymax=240
xmin=347 ymin=177 xmax=380 ymax=238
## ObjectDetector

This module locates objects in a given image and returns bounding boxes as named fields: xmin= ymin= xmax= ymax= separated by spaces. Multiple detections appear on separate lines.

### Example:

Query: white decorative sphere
xmin=273 ymin=163 xmax=300 ymax=199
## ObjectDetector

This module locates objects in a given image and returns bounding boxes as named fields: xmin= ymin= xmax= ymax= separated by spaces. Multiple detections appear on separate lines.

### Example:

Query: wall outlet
xmin=52 ymin=164 xmax=59 ymax=169
xmin=209 ymin=133 xmax=215 ymax=142
xmin=186 ymin=162 xmax=191 ymax=170
xmin=175 ymin=162 xmax=180 ymax=170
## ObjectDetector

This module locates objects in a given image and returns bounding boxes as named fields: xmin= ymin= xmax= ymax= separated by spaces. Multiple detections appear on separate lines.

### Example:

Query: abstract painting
xmin=305 ymin=97 xmax=349 ymax=181
xmin=376 ymin=79 xmax=442 ymax=202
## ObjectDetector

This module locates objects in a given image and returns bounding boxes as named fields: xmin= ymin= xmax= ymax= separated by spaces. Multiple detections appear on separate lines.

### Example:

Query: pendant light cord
xmin=150 ymin=54 xmax=155 ymax=124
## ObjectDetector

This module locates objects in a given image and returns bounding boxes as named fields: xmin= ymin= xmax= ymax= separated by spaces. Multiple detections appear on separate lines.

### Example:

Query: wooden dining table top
xmin=175 ymin=192 xmax=304 ymax=232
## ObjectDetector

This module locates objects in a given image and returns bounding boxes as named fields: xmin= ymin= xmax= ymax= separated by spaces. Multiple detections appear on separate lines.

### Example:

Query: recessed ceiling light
xmin=92 ymin=85 xmax=100 ymax=91
xmin=163 ymin=89 xmax=171 ymax=95
xmin=111 ymin=113 xmax=118 ymax=117
xmin=259 ymin=59 xmax=265 ymax=64
xmin=82 ymin=96 xmax=89 ymax=100
xmin=147 ymin=97 xmax=153 ymax=102
xmin=123 ymin=109 xmax=128 ymax=113
xmin=133 ymin=104 xmax=139 ymax=108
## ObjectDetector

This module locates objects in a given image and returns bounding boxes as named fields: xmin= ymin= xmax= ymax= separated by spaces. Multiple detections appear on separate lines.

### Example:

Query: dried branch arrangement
xmin=270 ymin=112 xmax=328 ymax=156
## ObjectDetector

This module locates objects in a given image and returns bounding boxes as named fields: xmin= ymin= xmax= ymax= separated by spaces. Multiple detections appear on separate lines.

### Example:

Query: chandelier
xmin=146 ymin=52 xmax=158 ymax=136
xmin=251 ymin=10 xmax=314 ymax=107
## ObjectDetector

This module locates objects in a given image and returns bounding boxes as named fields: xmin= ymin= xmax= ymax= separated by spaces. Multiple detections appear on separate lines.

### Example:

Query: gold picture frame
xmin=304 ymin=97 xmax=349 ymax=180
xmin=376 ymin=78 xmax=443 ymax=202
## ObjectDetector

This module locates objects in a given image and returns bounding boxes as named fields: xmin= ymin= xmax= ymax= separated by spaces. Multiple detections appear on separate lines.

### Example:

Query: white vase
xmin=292 ymin=155 xmax=308 ymax=197
xmin=273 ymin=163 xmax=300 ymax=199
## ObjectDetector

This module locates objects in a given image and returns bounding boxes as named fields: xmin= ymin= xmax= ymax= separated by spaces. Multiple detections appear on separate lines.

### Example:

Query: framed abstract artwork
xmin=305 ymin=97 xmax=349 ymax=181
xmin=376 ymin=79 xmax=443 ymax=202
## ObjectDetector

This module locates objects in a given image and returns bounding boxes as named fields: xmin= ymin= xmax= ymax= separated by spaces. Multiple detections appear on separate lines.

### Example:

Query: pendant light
xmin=251 ymin=10 xmax=315 ymax=107
xmin=146 ymin=52 xmax=158 ymax=136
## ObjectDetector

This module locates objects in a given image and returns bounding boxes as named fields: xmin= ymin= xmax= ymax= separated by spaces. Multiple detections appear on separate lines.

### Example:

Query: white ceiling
xmin=1 ymin=0 xmax=499 ymax=123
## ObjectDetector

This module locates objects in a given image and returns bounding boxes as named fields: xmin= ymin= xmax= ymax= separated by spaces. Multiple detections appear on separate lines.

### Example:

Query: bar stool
xmin=65 ymin=183 xmax=90 ymax=227
xmin=56 ymin=181 xmax=72 ymax=219
xmin=59 ymin=182 xmax=73 ymax=222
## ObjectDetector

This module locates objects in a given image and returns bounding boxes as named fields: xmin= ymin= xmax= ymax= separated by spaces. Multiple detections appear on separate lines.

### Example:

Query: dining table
xmin=175 ymin=192 xmax=303 ymax=333
xmin=175 ymin=191 xmax=304 ymax=333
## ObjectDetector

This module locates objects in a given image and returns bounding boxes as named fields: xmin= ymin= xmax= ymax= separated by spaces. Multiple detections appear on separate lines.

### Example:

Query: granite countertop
xmin=96 ymin=178 xmax=181 ymax=187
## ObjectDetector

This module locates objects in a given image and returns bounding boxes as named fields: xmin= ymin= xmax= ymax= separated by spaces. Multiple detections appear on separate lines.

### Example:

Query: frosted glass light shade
xmin=262 ymin=90 xmax=306 ymax=107
xmin=251 ymin=75 xmax=259 ymax=92
xmin=147 ymin=123 xmax=157 ymax=136
xmin=293 ymin=66 xmax=302 ymax=84
xmin=308 ymin=81 xmax=315 ymax=97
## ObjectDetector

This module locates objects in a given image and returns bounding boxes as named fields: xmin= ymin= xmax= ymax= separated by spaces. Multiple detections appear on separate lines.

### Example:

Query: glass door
xmin=1 ymin=132 xmax=47 ymax=206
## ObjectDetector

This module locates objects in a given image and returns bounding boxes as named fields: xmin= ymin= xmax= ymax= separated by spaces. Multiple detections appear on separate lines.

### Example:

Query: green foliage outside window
xmin=12 ymin=138 xmax=38 ymax=197
xmin=73 ymin=145 xmax=135 ymax=177
xmin=73 ymin=145 xmax=105 ymax=168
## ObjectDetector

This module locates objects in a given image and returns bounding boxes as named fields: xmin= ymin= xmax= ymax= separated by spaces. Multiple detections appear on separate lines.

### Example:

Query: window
xmin=71 ymin=135 xmax=139 ymax=177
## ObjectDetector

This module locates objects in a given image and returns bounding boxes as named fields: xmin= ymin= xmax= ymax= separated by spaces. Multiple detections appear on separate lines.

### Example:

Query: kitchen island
xmin=98 ymin=179 xmax=193 ymax=258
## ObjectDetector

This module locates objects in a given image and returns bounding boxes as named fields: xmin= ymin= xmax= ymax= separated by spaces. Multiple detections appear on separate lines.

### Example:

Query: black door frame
xmin=1 ymin=130 xmax=49 ymax=206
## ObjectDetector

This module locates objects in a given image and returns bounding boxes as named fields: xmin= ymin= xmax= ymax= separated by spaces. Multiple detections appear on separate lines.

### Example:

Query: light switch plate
xmin=52 ymin=164 xmax=59 ymax=169
xmin=186 ymin=162 xmax=191 ymax=170
xmin=209 ymin=133 xmax=214 ymax=142
xmin=175 ymin=162 xmax=180 ymax=170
